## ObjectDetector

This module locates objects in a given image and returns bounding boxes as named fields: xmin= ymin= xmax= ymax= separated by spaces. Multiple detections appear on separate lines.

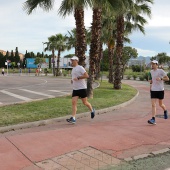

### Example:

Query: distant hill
xmin=0 ymin=49 xmax=24 ymax=60
xmin=138 ymin=56 xmax=151 ymax=64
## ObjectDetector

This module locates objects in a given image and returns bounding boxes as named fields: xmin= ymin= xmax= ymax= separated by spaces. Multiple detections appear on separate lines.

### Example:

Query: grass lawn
xmin=0 ymin=81 xmax=137 ymax=127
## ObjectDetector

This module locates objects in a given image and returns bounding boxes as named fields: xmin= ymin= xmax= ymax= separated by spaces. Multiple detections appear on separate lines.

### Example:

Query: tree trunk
xmin=56 ymin=49 xmax=61 ymax=76
xmin=108 ymin=47 xmax=114 ymax=83
xmin=87 ymin=7 xmax=102 ymax=98
xmin=95 ymin=42 xmax=103 ymax=80
xmin=52 ymin=49 xmax=55 ymax=76
xmin=74 ymin=7 xmax=86 ymax=67
xmin=114 ymin=15 xmax=124 ymax=89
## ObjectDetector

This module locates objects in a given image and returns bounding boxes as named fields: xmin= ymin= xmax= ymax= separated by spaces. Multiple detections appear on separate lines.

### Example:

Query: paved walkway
xmin=1 ymin=80 xmax=170 ymax=170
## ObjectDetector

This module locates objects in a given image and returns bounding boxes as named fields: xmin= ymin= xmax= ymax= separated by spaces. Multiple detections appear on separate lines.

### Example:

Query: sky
xmin=0 ymin=0 xmax=170 ymax=58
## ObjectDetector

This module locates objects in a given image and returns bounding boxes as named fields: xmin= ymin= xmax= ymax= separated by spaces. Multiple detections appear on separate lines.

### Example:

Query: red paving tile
xmin=0 ymin=138 xmax=31 ymax=170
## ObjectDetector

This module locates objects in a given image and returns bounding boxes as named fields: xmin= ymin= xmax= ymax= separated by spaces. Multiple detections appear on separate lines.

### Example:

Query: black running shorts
xmin=72 ymin=89 xmax=87 ymax=98
xmin=150 ymin=91 xmax=164 ymax=99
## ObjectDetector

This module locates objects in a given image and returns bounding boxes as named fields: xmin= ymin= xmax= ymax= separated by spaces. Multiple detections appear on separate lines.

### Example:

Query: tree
xmin=65 ymin=29 xmax=76 ymax=52
xmin=55 ymin=33 xmax=68 ymax=76
xmin=34 ymin=57 xmax=46 ymax=68
xmin=14 ymin=47 xmax=20 ymax=65
xmin=101 ymin=14 xmax=117 ymax=83
xmin=87 ymin=0 xmax=130 ymax=97
xmin=113 ymin=0 xmax=153 ymax=89
xmin=58 ymin=0 xmax=92 ymax=67
xmin=121 ymin=46 xmax=138 ymax=77
xmin=44 ymin=35 xmax=58 ymax=76
xmin=87 ymin=0 xmax=113 ymax=98
xmin=151 ymin=53 xmax=170 ymax=65
xmin=0 ymin=52 xmax=5 ymax=68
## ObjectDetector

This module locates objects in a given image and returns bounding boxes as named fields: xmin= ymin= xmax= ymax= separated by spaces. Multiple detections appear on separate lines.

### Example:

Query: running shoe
xmin=66 ymin=117 xmax=76 ymax=124
xmin=148 ymin=118 xmax=156 ymax=125
xmin=164 ymin=110 xmax=168 ymax=119
xmin=91 ymin=108 xmax=95 ymax=119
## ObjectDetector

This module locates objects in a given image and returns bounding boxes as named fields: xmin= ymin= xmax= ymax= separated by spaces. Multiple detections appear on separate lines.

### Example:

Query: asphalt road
xmin=0 ymin=74 xmax=72 ymax=106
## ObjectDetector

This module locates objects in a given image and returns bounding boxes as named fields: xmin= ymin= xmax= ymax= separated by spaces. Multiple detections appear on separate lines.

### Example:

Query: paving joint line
xmin=5 ymin=136 xmax=35 ymax=165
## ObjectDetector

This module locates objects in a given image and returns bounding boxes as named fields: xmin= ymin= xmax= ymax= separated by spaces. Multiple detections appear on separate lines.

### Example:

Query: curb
xmin=124 ymin=147 xmax=170 ymax=162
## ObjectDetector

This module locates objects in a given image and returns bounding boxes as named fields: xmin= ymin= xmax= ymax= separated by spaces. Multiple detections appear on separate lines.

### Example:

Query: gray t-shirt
xmin=71 ymin=65 xmax=87 ymax=90
xmin=150 ymin=69 xmax=167 ymax=91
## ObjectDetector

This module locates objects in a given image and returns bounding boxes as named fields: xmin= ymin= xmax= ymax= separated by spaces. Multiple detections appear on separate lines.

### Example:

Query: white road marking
xmin=19 ymin=89 xmax=55 ymax=98
xmin=48 ymin=90 xmax=70 ymax=95
xmin=0 ymin=90 xmax=32 ymax=101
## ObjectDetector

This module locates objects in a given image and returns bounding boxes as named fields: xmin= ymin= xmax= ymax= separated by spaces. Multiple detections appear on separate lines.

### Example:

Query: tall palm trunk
xmin=74 ymin=7 xmax=86 ymax=67
xmin=56 ymin=49 xmax=61 ymax=76
xmin=108 ymin=47 xmax=114 ymax=83
xmin=52 ymin=49 xmax=55 ymax=76
xmin=87 ymin=7 xmax=102 ymax=98
xmin=114 ymin=15 xmax=124 ymax=89
xmin=95 ymin=42 xmax=103 ymax=80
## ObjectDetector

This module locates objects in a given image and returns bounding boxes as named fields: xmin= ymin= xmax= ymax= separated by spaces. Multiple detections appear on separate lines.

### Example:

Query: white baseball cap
xmin=151 ymin=60 xmax=158 ymax=64
xmin=70 ymin=56 xmax=79 ymax=61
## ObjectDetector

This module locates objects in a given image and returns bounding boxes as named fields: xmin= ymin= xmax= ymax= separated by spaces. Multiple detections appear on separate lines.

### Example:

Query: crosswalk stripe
xmin=48 ymin=90 xmax=70 ymax=95
xmin=19 ymin=89 xmax=55 ymax=98
xmin=0 ymin=90 xmax=32 ymax=101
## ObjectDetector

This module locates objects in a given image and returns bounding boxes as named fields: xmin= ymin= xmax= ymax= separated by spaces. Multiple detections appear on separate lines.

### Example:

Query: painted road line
xmin=19 ymin=89 xmax=55 ymax=98
xmin=0 ymin=90 xmax=32 ymax=101
xmin=48 ymin=90 xmax=70 ymax=95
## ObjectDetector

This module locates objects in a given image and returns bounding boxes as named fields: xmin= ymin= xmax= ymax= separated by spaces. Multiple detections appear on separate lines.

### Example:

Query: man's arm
xmin=162 ymin=75 xmax=169 ymax=81
xmin=78 ymin=72 xmax=89 ymax=79
xmin=73 ymin=72 xmax=89 ymax=81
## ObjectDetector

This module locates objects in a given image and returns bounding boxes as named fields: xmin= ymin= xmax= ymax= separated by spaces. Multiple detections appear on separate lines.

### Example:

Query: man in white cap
xmin=66 ymin=56 xmax=95 ymax=124
xmin=148 ymin=60 xmax=169 ymax=125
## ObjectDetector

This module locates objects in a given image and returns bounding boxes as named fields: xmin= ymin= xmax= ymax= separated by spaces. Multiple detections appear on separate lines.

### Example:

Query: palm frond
xmin=23 ymin=0 xmax=54 ymax=14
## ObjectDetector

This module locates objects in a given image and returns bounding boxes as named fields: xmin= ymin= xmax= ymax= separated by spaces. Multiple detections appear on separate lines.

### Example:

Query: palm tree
xmin=101 ymin=14 xmax=117 ymax=83
xmin=58 ymin=0 xmax=92 ymax=67
xmin=24 ymin=0 xmax=54 ymax=14
xmin=65 ymin=29 xmax=77 ymax=53
xmin=55 ymin=34 xmax=69 ymax=76
xmin=87 ymin=0 xmax=130 ymax=97
xmin=87 ymin=0 xmax=112 ymax=98
xmin=44 ymin=36 xmax=57 ymax=76
xmin=113 ymin=0 xmax=153 ymax=89
xmin=24 ymin=0 xmax=91 ymax=67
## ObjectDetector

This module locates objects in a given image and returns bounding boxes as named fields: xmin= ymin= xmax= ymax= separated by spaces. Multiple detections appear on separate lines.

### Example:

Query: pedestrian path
xmin=1 ymin=80 xmax=170 ymax=170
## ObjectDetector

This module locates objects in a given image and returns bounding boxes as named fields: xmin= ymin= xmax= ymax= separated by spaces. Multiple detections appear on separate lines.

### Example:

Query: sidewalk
xmin=1 ymin=80 xmax=170 ymax=170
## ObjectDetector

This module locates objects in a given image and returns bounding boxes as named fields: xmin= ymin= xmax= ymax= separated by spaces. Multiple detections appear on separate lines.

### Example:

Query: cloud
xmin=0 ymin=0 xmax=170 ymax=58
xmin=135 ymin=48 xmax=157 ymax=57
xmin=147 ymin=0 xmax=170 ymax=27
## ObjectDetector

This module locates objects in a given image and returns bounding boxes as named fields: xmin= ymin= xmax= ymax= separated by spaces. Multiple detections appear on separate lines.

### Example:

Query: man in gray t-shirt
xmin=148 ymin=60 xmax=169 ymax=125
xmin=66 ymin=56 xmax=95 ymax=124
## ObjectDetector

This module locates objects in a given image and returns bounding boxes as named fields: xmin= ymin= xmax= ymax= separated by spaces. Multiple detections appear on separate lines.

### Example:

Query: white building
xmin=52 ymin=56 xmax=89 ymax=69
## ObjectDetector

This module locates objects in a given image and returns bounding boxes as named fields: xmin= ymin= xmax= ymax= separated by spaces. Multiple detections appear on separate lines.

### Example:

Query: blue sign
xmin=26 ymin=58 xmax=49 ymax=68
xmin=26 ymin=58 xmax=37 ymax=68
